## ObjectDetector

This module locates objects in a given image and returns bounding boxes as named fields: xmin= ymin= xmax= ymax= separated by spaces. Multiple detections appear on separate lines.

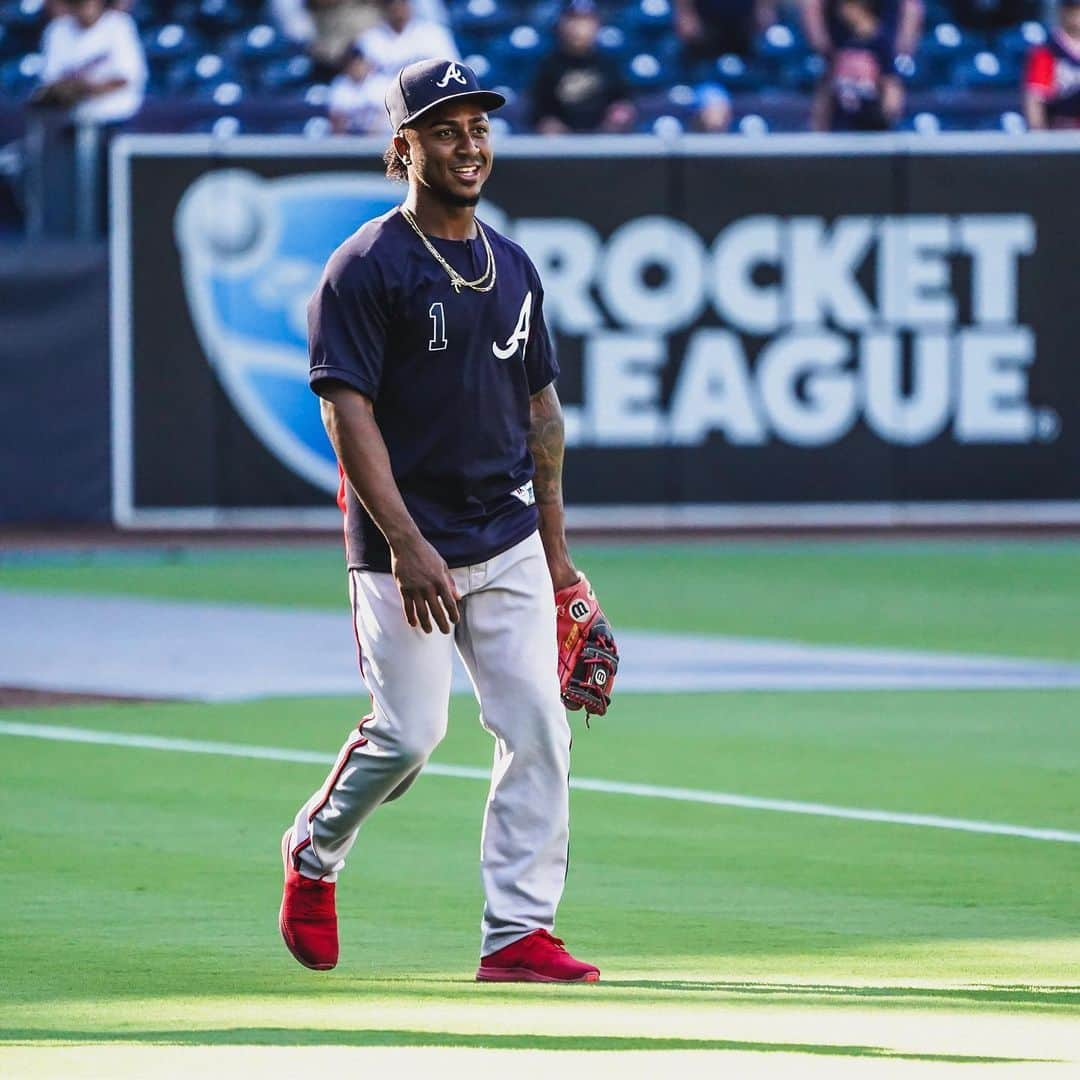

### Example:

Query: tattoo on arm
xmin=528 ymin=382 xmax=576 ymax=587
xmin=528 ymin=383 xmax=565 ymax=508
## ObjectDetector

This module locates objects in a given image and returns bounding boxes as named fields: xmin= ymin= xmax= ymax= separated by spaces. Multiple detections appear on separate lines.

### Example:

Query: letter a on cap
xmin=436 ymin=61 xmax=468 ymax=88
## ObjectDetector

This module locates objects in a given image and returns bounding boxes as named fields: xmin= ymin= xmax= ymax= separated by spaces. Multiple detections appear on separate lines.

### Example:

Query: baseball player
xmin=279 ymin=58 xmax=617 ymax=983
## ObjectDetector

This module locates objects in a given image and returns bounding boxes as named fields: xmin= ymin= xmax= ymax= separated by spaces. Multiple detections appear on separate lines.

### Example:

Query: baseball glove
xmin=555 ymin=574 xmax=618 ymax=719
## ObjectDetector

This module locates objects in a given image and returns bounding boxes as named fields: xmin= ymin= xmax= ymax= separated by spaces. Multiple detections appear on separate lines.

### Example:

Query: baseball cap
xmin=384 ymin=58 xmax=506 ymax=133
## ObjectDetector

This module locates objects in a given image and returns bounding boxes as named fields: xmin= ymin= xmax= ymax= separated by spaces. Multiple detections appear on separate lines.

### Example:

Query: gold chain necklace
xmin=400 ymin=206 xmax=497 ymax=294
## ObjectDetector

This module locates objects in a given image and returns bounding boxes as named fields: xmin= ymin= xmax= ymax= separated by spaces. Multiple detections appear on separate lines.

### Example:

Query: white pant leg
xmin=291 ymin=568 xmax=460 ymax=881
xmin=453 ymin=532 xmax=572 ymax=955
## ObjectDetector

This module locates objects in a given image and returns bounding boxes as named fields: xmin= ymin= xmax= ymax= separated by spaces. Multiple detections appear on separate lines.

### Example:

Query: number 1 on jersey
xmin=428 ymin=302 xmax=448 ymax=352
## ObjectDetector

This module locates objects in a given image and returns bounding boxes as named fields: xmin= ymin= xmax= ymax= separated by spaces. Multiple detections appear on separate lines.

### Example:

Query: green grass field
xmin=2 ymin=540 xmax=1078 ymax=1077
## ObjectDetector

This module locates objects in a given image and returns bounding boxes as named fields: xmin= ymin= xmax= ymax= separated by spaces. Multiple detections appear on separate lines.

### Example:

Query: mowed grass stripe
xmin=3 ymin=719 xmax=1078 ymax=845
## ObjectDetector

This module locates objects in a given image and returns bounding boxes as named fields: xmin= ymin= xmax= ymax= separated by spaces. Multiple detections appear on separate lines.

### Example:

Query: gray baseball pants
xmin=289 ymin=530 xmax=572 ymax=956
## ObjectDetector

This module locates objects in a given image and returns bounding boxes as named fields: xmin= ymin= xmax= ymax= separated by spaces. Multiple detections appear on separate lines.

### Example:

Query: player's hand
xmin=391 ymin=537 xmax=461 ymax=635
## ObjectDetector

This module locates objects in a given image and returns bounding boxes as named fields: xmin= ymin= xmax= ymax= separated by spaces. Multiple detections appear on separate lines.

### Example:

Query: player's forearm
xmin=528 ymin=383 xmax=577 ymax=590
xmin=319 ymin=388 xmax=424 ymax=554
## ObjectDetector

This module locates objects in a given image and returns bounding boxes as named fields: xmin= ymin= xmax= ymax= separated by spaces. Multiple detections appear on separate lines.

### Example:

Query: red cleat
xmin=476 ymin=929 xmax=600 ymax=983
xmin=279 ymin=830 xmax=338 ymax=971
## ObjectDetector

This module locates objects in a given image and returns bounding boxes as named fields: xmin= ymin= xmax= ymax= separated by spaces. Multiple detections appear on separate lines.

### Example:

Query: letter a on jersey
xmin=492 ymin=291 xmax=532 ymax=360
xmin=436 ymin=61 xmax=468 ymax=88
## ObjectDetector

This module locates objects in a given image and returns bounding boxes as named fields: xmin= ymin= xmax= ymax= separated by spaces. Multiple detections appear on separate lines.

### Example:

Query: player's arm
xmin=319 ymin=381 xmax=460 ymax=634
xmin=528 ymin=382 xmax=578 ymax=592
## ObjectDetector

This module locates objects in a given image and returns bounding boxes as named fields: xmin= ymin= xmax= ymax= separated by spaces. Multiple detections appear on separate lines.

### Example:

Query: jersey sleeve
xmin=525 ymin=282 xmax=559 ymax=395
xmin=115 ymin=13 xmax=148 ymax=88
xmin=1025 ymin=45 xmax=1055 ymax=99
xmin=40 ymin=20 xmax=65 ymax=83
xmin=307 ymin=257 xmax=389 ymax=401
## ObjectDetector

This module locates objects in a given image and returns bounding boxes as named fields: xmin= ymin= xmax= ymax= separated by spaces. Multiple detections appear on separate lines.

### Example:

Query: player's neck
xmin=404 ymin=190 xmax=478 ymax=241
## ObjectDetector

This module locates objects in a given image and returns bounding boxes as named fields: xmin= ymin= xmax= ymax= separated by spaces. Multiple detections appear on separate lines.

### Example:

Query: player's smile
xmin=413 ymin=102 xmax=493 ymax=206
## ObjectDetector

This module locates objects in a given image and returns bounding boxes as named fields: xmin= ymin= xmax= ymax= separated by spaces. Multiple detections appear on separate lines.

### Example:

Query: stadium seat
xmin=185 ymin=0 xmax=248 ymax=40
xmin=485 ymin=23 xmax=544 ymax=84
xmin=163 ymin=52 xmax=241 ymax=95
xmin=0 ymin=0 xmax=1040 ymax=137
xmin=898 ymin=110 xmax=943 ymax=133
xmin=189 ymin=78 xmax=244 ymax=106
xmin=525 ymin=0 xmax=562 ymax=33
xmin=462 ymin=51 xmax=492 ymax=79
xmin=755 ymin=22 xmax=806 ymax=64
xmin=475 ymin=51 xmax=521 ymax=90
xmin=736 ymin=112 xmax=770 ymax=135
xmin=919 ymin=22 xmax=983 ymax=77
xmin=0 ymin=0 xmax=46 ymax=54
xmin=222 ymin=24 xmax=294 ymax=67
xmin=998 ymin=110 xmax=1027 ymax=133
xmin=596 ymin=24 xmax=643 ymax=61
xmin=620 ymin=0 xmax=674 ymax=41
xmin=894 ymin=52 xmax=937 ymax=91
xmin=302 ymin=115 xmax=331 ymax=138
xmin=487 ymin=84 xmax=527 ymax=129
xmin=921 ymin=0 xmax=952 ymax=27
xmin=0 ymin=50 xmax=40 ymax=99
xmin=704 ymin=52 xmax=765 ymax=93
xmin=898 ymin=109 xmax=973 ymax=133
xmin=126 ymin=0 xmax=165 ymax=32
xmin=634 ymin=86 xmax=695 ymax=129
xmin=777 ymin=52 xmax=825 ymax=91
xmin=187 ymin=113 xmax=243 ymax=136
xmin=970 ymin=108 xmax=1026 ymax=132
xmin=622 ymin=51 xmax=669 ymax=90
xmin=258 ymin=54 xmax=313 ymax=95
xmin=143 ymin=24 xmax=203 ymax=64
xmin=950 ymin=50 xmax=1019 ymax=89
xmin=995 ymin=20 xmax=1047 ymax=64
xmin=451 ymin=0 xmax=515 ymax=38
xmin=0 ymin=24 xmax=20 ymax=59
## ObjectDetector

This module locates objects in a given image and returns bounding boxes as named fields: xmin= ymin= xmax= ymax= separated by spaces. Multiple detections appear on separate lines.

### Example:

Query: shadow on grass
xmin=600 ymin=980 xmax=1080 ymax=1008
xmin=372 ymin=977 xmax=1080 ymax=1011
xmin=0 ymin=1029 xmax=1053 ymax=1063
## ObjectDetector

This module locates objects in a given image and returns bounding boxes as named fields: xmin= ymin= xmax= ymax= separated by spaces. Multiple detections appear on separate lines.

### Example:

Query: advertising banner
xmin=111 ymin=133 xmax=1080 ymax=527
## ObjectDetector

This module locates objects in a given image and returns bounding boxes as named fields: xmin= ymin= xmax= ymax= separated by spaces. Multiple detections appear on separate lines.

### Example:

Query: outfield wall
xmin=68 ymin=134 xmax=1080 ymax=528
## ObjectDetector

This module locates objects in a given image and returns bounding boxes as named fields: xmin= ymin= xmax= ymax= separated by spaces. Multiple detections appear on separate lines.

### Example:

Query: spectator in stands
xmin=826 ymin=0 xmax=902 ymax=129
xmin=357 ymin=0 xmax=459 ymax=88
xmin=273 ymin=0 xmax=380 ymax=82
xmin=329 ymin=42 xmax=387 ymax=132
xmin=802 ymin=0 xmax=922 ymax=130
xmin=531 ymin=0 xmax=636 ymax=133
xmin=675 ymin=0 xmax=777 ymax=62
xmin=33 ymin=0 xmax=146 ymax=125
xmin=1024 ymin=0 xmax=1080 ymax=129
xmin=692 ymin=81 xmax=733 ymax=130
xmin=273 ymin=0 xmax=450 ymax=79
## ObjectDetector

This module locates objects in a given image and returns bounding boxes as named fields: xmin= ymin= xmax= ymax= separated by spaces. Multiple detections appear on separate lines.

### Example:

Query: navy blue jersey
xmin=308 ymin=207 xmax=558 ymax=573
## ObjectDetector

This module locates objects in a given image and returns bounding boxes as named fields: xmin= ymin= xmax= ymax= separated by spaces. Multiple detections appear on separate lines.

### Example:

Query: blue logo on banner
xmin=174 ymin=170 xmax=403 ymax=493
